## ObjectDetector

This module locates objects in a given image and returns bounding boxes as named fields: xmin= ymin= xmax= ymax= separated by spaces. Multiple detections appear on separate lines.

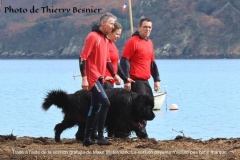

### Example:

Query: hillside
xmin=0 ymin=0 xmax=240 ymax=59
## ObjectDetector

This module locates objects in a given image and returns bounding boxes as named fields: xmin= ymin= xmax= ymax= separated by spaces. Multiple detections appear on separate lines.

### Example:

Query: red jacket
xmin=121 ymin=35 xmax=154 ymax=80
xmin=105 ymin=41 xmax=119 ymax=85
xmin=80 ymin=31 xmax=110 ymax=90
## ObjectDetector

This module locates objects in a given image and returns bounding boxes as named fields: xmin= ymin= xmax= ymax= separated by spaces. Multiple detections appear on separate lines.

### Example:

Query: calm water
xmin=0 ymin=59 xmax=239 ymax=140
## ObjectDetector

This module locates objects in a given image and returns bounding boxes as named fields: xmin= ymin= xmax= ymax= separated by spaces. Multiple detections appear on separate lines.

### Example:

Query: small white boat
xmin=153 ymin=92 xmax=167 ymax=110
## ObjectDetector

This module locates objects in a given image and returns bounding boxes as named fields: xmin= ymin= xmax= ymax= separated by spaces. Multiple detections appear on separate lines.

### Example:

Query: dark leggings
xmin=88 ymin=80 xmax=110 ymax=116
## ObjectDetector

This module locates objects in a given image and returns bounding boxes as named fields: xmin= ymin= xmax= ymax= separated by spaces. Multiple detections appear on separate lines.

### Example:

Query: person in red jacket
xmin=103 ymin=21 xmax=134 ymax=89
xmin=103 ymin=21 xmax=122 ymax=89
xmin=79 ymin=13 xmax=121 ymax=146
xmin=90 ymin=22 xmax=134 ymax=138
xmin=120 ymin=17 xmax=161 ymax=137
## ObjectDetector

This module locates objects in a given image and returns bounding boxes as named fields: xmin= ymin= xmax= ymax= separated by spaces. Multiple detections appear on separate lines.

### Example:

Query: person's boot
xmin=97 ymin=101 xmax=111 ymax=145
xmin=97 ymin=132 xmax=111 ymax=145
xmin=91 ymin=121 xmax=98 ymax=139
xmin=83 ymin=107 xmax=98 ymax=147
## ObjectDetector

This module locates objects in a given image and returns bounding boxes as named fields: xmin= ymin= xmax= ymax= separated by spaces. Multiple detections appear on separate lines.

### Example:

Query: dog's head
xmin=132 ymin=93 xmax=155 ymax=121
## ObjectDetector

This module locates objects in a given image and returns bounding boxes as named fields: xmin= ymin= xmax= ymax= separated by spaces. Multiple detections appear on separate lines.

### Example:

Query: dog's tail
xmin=42 ymin=90 xmax=69 ymax=110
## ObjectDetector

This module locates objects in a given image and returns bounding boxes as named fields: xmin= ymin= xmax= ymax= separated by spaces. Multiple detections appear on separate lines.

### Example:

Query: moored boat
xmin=153 ymin=92 xmax=167 ymax=110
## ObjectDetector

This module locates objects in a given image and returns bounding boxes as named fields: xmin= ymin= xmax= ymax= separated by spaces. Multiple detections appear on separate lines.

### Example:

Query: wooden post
xmin=128 ymin=0 xmax=134 ymax=35
xmin=0 ymin=0 xmax=2 ymax=14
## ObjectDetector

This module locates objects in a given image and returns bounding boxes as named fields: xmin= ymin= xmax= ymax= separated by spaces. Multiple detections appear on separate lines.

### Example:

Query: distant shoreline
xmin=1 ymin=57 xmax=240 ymax=60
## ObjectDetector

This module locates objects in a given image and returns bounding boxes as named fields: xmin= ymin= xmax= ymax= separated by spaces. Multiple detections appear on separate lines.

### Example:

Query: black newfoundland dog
xmin=41 ymin=88 xmax=155 ymax=142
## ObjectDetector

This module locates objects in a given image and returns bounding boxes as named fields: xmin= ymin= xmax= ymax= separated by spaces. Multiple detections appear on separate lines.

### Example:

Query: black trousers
xmin=131 ymin=79 xmax=153 ymax=97
xmin=131 ymin=79 xmax=153 ymax=134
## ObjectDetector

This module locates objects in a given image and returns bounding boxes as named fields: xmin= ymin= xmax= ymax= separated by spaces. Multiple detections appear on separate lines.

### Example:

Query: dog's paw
xmin=55 ymin=137 xmax=61 ymax=142
xmin=76 ymin=135 xmax=84 ymax=141
xmin=136 ymin=131 xmax=148 ymax=138
xmin=135 ymin=123 xmax=148 ymax=138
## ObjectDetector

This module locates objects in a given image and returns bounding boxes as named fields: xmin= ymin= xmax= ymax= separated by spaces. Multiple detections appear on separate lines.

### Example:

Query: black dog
xmin=41 ymin=88 xmax=155 ymax=142
xmin=104 ymin=89 xmax=155 ymax=138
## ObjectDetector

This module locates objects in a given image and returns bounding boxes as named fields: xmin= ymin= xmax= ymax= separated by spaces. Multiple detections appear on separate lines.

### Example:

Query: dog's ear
xmin=148 ymin=94 xmax=154 ymax=107
xmin=134 ymin=93 xmax=145 ymax=104
xmin=133 ymin=93 xmax=155 ymax=120
xmin=141 ymin=94 xmax=154 ymax=109
xmin=133 ymin=93 xmax=153 ymax=109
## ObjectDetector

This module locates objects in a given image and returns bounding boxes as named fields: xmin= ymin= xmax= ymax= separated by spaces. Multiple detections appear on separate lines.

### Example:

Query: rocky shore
xmin=0 ymin=134 xmax=239 ymax=160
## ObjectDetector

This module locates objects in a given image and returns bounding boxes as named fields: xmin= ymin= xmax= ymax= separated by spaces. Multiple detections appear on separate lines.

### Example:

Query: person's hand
xmin=82 ymin=76 xmax=89 ymax=90
xmin=124 ymin=82 xmax=131 ymax=91
xmin=104 ymin=76 xmax=113 ymax=81
xmin=154 ymin=81 xmax=160 ymax=92
xmin=126 ymin=78 xmax=135 ymax=83
xmin=114 ymin=74 xmax=121 ymax=85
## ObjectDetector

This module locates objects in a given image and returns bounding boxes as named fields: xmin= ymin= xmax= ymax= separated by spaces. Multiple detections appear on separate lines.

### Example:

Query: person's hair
xmin=111 ymin=21 xmax=122 ymax=33
xmin=139 ymin=17 xmax=152 ymax=26
xmin=100 ymin=12 xmax=117 ymax=23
